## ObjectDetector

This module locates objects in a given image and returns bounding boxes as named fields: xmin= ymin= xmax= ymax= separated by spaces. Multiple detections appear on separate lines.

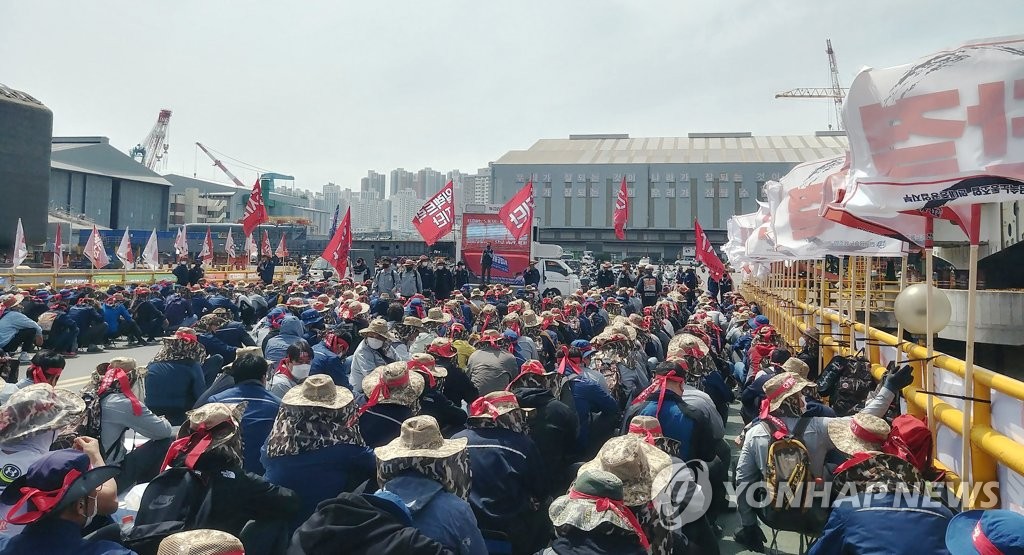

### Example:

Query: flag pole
xmin=961 ymin=203 xmax=981 ymax=509
xmin=924 ymin=217 xmax=936 ymax=460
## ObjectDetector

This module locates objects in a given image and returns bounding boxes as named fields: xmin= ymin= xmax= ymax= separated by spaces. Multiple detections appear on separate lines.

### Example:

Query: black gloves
xmin=734 ymin=525 xmax=767 ymax=553
xmin=884 ymin=364 xmax=914 ymax=391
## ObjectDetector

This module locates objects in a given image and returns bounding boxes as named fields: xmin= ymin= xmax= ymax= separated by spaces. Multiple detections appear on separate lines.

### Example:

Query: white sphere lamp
xmin=893 ymin=283 xmax=952 ymax=335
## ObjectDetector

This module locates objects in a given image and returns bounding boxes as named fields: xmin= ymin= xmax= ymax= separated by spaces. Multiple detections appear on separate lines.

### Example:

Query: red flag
xmin=694 ymin=219 xmax=727 ymax=281
xmin=200 ymin=227 xmax=214 ymax=263
xmin=275 ymin=234 xmax=289 ymax=258
xmin=242 ymin=178 xmax=269 ymax=236
xmin=322 ymin=207 xmax=352 ymax=276
xmin=613 ymin=176 xmax=629 ymax=240
xmin=413 ymin=180 xmax=454 ymax=246
xmin=84 ymin=225 xmax=110 ymax=269
xmin=498 ymin=181 xmax=534 ymax=241
xmin=261 ymin=230 xmax=272 ymax=257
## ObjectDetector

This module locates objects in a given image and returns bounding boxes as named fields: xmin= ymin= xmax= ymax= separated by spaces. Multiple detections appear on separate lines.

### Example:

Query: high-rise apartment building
xmin=390 ymin=168 xmax=414 ymax=196
xmin=360 ymin=170 xmax=386 ymax=200
xmin=389 ymin=188 xmax=420 ymax=233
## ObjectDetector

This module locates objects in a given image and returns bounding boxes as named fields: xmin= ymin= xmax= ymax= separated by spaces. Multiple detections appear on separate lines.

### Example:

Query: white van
xmin=534 ymin=243 xmax=582 ymax=297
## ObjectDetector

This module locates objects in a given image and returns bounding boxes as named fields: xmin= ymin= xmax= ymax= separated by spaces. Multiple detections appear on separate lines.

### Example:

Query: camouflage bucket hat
xmin=667 ymin=333 xmax=709 ymax=359
xmin=375 ymin=415 xmax=471 ymax=498
xmin=361 ymin=362 xmax=425 ymax=408
xmin=579 ymin=435 xmax=673 ymax=506
xmin=0 ymin=384 xmax=85 ymax=444
xmin=834 ymin=452 xmax=924 ymax=494
xmin=267 ymin=376 xmax=364 ymax=457
xmin=827 ymin=413 xmax=891 ymax=456
xmin=157 ymin=529 xmax=244 ymax=555
xmin=549 ymin=470 xmax=638 ymax=534
xmin=626 ymin=415 xmax=681 ymax=459
xmin=467 ymin=391 xmax=529 ymax=434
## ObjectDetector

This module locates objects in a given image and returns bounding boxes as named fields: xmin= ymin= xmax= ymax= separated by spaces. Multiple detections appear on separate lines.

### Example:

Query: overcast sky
xmin=3 ymin=1 xmax=1021 ymax=193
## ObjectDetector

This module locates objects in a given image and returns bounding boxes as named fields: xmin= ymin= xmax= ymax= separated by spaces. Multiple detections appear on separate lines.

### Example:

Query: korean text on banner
xmin=498 ymin=181 xmax=534 ymax=240
xmin=242 ymin=178 xmax=269 ymax=236
xmin=413 ymin=180 xmax=454 ymax=246
xmin=841 ymin=35 xmax=1024 ymax=214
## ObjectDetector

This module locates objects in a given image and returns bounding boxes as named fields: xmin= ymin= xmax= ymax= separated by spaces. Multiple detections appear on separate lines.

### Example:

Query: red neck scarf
xmin=628 ymin=422 xmax=663 ymax=446
xmin=469 ymin=392 xmax=518 ymax=419
xmin=407 ymin=360 xmax=436 ymax=388
xmin=566 ymin=489 xmax=649 ymax=550
xmin=97 ymin=367 xmax=142 ymax=416
xmin=275 ymin=359 xmax=297 ymax=382
xmin=29 ymin=364 xmax=62 ymax=385
xmin=175 ymin=330 xmax=198 ymax=342
xmin=353 ymin=371 xmax=412 ymax=421
xmin=6 ymin=468 xmax=83 ymax=525
xmin=161 ymin=423 xmax=221 ymax=470
xmin=631 ymin=369 xmax=685 ymax=417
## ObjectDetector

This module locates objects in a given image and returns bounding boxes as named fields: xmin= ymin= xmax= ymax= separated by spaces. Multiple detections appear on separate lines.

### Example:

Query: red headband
xmin=469 ymin=392 xmax=518 ymax=419
xmin=7 ymin=467 xmax=85 ymax=525
xmin=833 ymin=451 xmax=873 ymax=475
xmin=29 ymin=364 xmax=62 ymax=385
xmin=353 ymin=371 xmax=412 ymax=422
xmin=407 ymin=360 xmax=436 ymax=388
xmin=567 ymin=489 xmax=649 ymax=550
xmin=850 ymin=419 xmax=887 ymax=444
xmin=97 ymin=367 xmax=142 ymax=416
xmin=161 ymin=423 xmax=223 ymax=471
xmin=628 ymin=422 xmax=663 ymax=445
xmin=175 ymin=330 xmax=198 ymax=343
xmin=973 ymin=521 xmax=1005 ymax=555
xmin=556 ymin=346 xmax=582 ymax=376
xmin=506 ymin=360 xmax=547 ymax=390
xmin=631 ymin=370 xmax=685 ymax=417
xmin=428 ymin=342 xmax=457 ymax=358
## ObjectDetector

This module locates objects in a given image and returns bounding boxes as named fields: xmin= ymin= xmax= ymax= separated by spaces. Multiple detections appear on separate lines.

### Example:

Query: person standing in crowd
xmin=352 ymin=257 xmax=370 ymax=283
xmin=398 ymin=260 xmax=423 ymax=297
xmin=596 ymin=261 xmax=616 ymax=289
xmin=206 ymin=353 xmax=282 ymax=475
xmin=480 ymin=244 xmax=494 ymax=286
xmin=523 ymin=260 xmax=541 ymax=289
xmin=262 ymin=375 xmax=376 ymax=533
xmin=635 ymin=265 xmax=662 ymax=308
xmin=188 ymin=259 xmax=205 ymax=287
xmin=173 ymin=258 xmax=191 ymax=287
xmin=145 ymin=328 xmax=209 ymax=425
xmin=257 ymin=255 xmax=279 ymax=285
xmin=373 ymin=258 xmax=400 ymax=295
xmin=718 ymin=273 xmax=733 ymax=302
xmin=432 ymin=260 xmax=455 ymax=301
xmin=454 ymin=261 xmax=471 ymax=290
xmin=376 ymin=415 xmax=487 ymax=555
xmin=417 ymin=256 xmax=435 ymax=294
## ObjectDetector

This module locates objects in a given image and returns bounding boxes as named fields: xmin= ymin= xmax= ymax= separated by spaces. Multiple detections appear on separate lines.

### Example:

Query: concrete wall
xmin=939 ymin=289 xmax=1024 ymax=346
xmin=0 ymin=92 xmax=52 ymax=249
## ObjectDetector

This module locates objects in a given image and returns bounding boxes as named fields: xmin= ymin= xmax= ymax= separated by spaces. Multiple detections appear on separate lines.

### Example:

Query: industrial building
xmin=491 ymin=132 xmax=849 ymax=260
xmin=0 ymin=83 xmax=52 ymax=251
xmin=50 ymin=136 xmax=171 ymax=232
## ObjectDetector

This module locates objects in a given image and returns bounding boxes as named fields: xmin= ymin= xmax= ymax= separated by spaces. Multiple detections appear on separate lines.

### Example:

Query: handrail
xmin=743 ymin=278 xmax=1024 ymax=509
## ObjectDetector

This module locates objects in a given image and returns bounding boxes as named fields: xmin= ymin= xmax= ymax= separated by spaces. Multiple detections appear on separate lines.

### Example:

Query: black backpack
xmin=820 ymin=351 xmax=876 ymax=416
xmin=123 ymin=467 xmax=214 ymax=555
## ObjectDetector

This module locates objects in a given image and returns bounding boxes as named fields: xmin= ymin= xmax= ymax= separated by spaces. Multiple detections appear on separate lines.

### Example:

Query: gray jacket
xmin=100 ymin=393 xmax=174 ymax=465
xmin=373 ymin=268 xmax=400 ymax=294
xmin=466 ymin=346 xmax=518 ymax=396
xmin=397 ymin=269 xmax=422 ymax=297
xmin=735 ymin=387 xmax=896 ymax=526
xmin=350 ymin=340 xmax=403 ymax=395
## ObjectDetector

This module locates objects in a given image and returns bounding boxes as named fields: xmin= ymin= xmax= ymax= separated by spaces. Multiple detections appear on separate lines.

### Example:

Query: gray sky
xmin=3 ymin=1 xmax=1021 ymax=193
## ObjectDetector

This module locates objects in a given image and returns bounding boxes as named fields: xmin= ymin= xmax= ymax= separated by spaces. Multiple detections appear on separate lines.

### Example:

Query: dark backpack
xmin=828 ymin=353 xmax=876 ymax=416
xmin=123 ymin=467 xmax=214 ymax=555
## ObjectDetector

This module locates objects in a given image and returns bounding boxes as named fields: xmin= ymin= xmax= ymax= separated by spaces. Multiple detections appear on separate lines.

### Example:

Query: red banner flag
xmin=694 ymin=219 xmax=727 ymax=281
xmin=613 ymin=176 xmax=629 ymax=240
xmin=261 ymin=230 xmax=272 ymax=257
xmin=275 ymin=234 xmax=289 ymax=258
xmin=84 ymin=225 xmax=110 ymax=269
xmin=200 ymin=227 xmax=214 ymax=263
xmin=498 ymin=181 xmax=534 ymax=241
xmin=322 ymin=207 xmax=352 ymax=276
xmin=242 ymin=178 xmax=269 ymax=236
xmin=413 ymin=180 xmax=454 ymax=246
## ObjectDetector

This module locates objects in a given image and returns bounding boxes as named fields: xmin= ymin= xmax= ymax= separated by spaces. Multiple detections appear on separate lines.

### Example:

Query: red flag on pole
xmin=261 ymin=230 xmax=272 ymax=257
xmin=53 ymin=225 xmax=64 ymax=271
xmin=322 ymin=207 xmax=352 ymax=276
xmin=413 ymin=180 xmax=455 ymax=246
xmin=498 ymin=181 xmax=534 ymax=241
xmin=275 ymin=234 xmax=289 ymax=258
xmin=116 ymin=228 xmax=134 ymax=267
xmin=200 ymin=227 xmax=215 ymax=263
xmin=225 ymin=227 xmax=237 ymax=259
xmin=613 ymin=176 xmax=629 ymax=240
xmin=84 ymin=225 xmax=110 ymax=269
xmin=694 ymin=219 xmax=727 ymax=281
xmin=242 ymin=178 xmax=269 ymax=236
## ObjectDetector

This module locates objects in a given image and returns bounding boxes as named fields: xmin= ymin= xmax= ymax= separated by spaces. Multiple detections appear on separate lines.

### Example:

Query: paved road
xmin=47 ymin=343 xmax=163 ymax=391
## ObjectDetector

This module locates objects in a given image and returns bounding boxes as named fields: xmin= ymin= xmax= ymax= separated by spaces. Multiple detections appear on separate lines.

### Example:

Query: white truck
xmin=532 ymin=243 xmax=582 ymax=297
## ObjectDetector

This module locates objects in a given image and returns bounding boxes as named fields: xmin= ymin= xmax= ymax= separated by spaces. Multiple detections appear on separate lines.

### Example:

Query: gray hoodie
xmin=264 ymin=316 xmax=304 ymax=367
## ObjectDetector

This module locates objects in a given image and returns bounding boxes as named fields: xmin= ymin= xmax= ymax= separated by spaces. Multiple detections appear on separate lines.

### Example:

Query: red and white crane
xmin=195 ymin=142 xmax=249 ymax=188
xmin=130 ymin=109 xmax=172 ymax=170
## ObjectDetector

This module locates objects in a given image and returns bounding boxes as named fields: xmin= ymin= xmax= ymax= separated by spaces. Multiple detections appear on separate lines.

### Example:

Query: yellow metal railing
xmin=743 ymin=272 xmax=1024 ymax=510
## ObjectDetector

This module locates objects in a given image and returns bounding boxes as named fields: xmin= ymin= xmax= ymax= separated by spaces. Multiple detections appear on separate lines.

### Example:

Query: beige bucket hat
xmin=579 ymin=435 xmax=673 ymax=506
xmin=375 ymin=415 xmax=471 ymax=498
xmin=827 ymin=412 xmax=891 ymax=456
xmin=0 ymin=384 xmax=85 ymax=444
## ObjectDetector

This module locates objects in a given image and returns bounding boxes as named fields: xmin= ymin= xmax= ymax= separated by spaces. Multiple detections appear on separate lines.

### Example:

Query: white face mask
xmin=81 ymin=494 xmax=98 ymax=527
xmin=366 ymin=337 xmax=385 ymax=350
xmin=290 ymin=363 xmax=311 ymax=380
xmin=798 ymin=337 xmax=807 ymax=348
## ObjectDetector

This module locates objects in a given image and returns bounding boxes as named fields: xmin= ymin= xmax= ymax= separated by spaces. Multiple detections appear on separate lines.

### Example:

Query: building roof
xmin=51 ymin=137 xmax=172 ymax=186
xmin=164 ymin=173 xmax=247 ymax=193
xmin=0 ymin=83 xmax=46 ymax=108
xmin=493 ymin=132 xmax=849 ymax=165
